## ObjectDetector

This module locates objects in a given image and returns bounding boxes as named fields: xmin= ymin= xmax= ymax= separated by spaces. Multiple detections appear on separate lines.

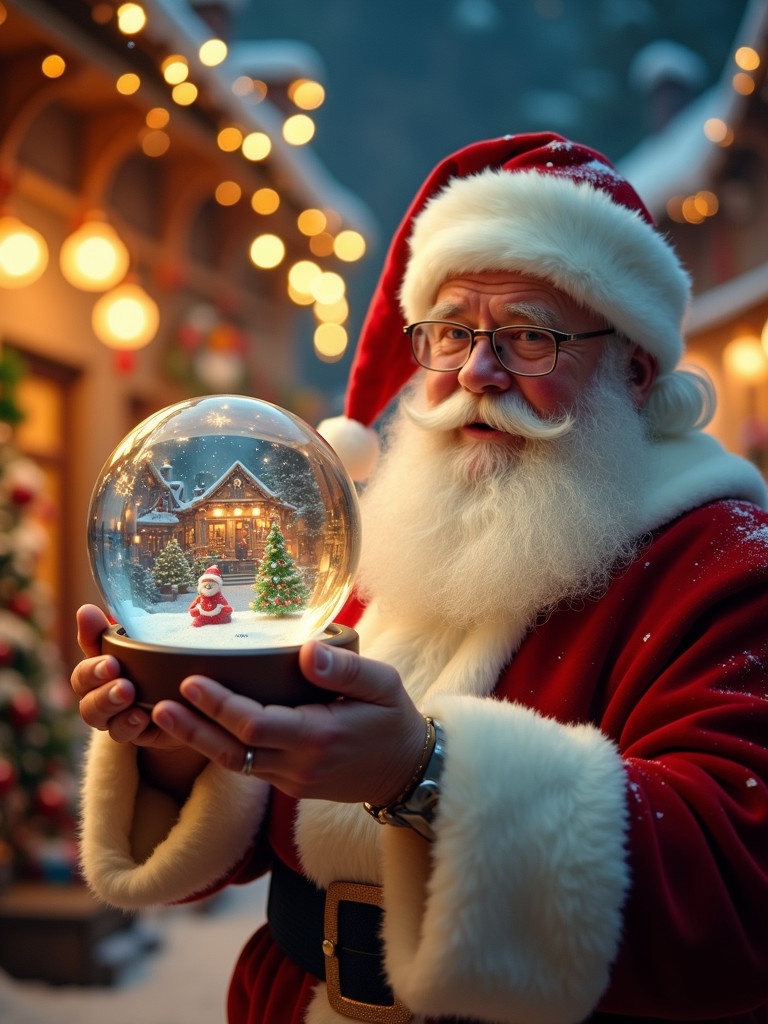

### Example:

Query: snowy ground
xmin=0 ymin=877 xmax=269 ymax=1024
xmin=114 ymin=583 xmax=318 ymax=649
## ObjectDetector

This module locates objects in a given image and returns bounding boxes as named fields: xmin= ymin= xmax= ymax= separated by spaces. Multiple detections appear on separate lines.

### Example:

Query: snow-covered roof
xmin=146 ymin=458 xmax=296 ymax=517
xmin=189 ymin=459 xmax=285 ymax=510
xmin=628 ymin=40 xmax=707 ymax=93
xmin=618 ymin=0 xmax=768 ymax=218
xmin=137 ymin=510 xmax=180 ymax=525
xmin=225 ymin=39 xmax=326 ymax=82
xmin=144 ymin=0 xmax=376 ymax=239
xmin=686 ymin=259 xmax=768 ymax=333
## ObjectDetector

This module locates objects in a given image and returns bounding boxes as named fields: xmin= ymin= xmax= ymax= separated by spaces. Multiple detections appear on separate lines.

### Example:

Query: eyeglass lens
xmin=411 ymin=322 xmax=558 ymax=375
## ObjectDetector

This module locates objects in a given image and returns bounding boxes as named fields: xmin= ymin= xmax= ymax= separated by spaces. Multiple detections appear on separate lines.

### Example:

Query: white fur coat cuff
xmin=79 ymin=730 xmax=269 ymax=909
xmin=380 ymin=695 xmax=630 ymax=1024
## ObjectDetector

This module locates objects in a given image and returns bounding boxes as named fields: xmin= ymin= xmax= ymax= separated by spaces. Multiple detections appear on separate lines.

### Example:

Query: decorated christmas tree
xmin=251 ymin=521 xmax=309 ymax=617
xmin=151 ymin=537 xmax=194 ymax=592
xmin=0 ymin=351 xmax=80 ymax=884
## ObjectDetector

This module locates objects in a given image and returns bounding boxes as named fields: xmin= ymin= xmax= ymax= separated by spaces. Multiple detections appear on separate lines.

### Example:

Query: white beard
xmin=356 ymin=351 xmax=653 ymax=639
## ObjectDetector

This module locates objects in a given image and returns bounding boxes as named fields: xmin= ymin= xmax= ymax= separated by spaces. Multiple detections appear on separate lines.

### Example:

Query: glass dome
xmin=87 ymin=395 xmax=360 ymax=651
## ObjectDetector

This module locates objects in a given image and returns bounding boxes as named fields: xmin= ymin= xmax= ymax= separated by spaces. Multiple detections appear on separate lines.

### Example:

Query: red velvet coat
xmin=79 ymin=498 xmax=768 ymax=1024
xmin=223 ymin=499 xmax=768 ymax=1024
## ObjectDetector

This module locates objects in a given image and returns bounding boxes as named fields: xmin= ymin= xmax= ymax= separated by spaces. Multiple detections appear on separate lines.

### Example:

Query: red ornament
xmin=9 ymin=592 xmax=34 ymax=618
xmin=178 ymin=324 xmax=201 ymax=351
xmin=11 ymin=484 xmax=35 ymax=506
xmin=113 ymin=350 xmax=136 ymax=374
xmin=34 ymin=779 xmax=68 ymax=817
xmin=155 ymin=261 xmax=186 ymax=291
xmin=9 ymin=688 xmax=38 ymax=728
xmin=0 ymin=756 xmax=16 ymax=796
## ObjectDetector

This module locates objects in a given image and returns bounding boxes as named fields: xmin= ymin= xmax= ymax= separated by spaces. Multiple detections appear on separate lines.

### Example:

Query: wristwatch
xmin=364 ymin=719 xmax=446 ymax=841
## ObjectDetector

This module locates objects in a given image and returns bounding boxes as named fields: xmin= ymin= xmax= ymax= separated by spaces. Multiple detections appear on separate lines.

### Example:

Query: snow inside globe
xmin=87 ymin=395 xmax=361 ymax=706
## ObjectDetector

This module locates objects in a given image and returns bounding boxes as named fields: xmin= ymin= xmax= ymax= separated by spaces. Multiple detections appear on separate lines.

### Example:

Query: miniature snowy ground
xmin=115 ymin=583 xmax=318 ymax=649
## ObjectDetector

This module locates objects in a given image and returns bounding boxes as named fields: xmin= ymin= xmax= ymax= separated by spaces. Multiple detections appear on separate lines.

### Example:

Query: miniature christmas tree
xmin=151 ymin=537 xmax=194 ymax=592
xmin=128 ymin=561 xmax=157 ymax=609
xmin=251 ymin=521 xmax=309 ymax=617
xmin=0 ymin=351 xmax=80 ymax=884
xmin=187 ymin=548 xmax=218 ymax=581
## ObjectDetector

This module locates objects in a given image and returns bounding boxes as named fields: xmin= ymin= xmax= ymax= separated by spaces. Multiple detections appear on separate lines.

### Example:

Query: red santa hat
xmin=318 ymin=132 xmax=691 ymax=480
xmin=199 ymin=565 xmax=223 ymax=585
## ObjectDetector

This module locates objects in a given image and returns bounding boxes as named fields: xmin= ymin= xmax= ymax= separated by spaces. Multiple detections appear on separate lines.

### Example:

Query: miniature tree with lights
xmin=0 ymin=349 xmax=80 ymax=885
xmin=251 ymin=521 xmax=309 ymax=616
xmin=151 ymin=537 xmax=195 ymax=593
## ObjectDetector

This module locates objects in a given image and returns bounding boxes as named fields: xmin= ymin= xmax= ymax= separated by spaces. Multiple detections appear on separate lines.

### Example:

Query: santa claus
xmin=72 ymin=133 xmax=768 ymax=1024
xmin=188 ymin=565 xmax=232 ymax=626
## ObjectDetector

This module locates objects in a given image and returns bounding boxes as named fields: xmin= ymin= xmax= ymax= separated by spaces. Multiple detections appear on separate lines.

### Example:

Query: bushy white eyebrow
xmin=500 ymin=303 xmax=558 ymax=327
xmin=425 ymin=300 xmax=463 ymax=320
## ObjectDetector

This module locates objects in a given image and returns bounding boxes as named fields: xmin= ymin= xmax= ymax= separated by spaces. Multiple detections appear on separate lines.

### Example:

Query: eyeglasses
xmin=404 ymin=321 xmax=616 ymax=377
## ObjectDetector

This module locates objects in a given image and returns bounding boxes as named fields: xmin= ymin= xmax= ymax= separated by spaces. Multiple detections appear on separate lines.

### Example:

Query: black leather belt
xmin=267 ymin=855 xmax=412 ymax=1022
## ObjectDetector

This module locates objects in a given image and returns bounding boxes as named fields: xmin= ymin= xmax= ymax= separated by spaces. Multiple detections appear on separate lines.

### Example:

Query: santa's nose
xmin=457 ymin=335 xmax=515 ymax=394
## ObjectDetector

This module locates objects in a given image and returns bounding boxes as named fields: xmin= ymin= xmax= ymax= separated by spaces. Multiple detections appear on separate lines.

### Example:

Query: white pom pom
xmin=316 ymin=416 xmax=379 ymax=482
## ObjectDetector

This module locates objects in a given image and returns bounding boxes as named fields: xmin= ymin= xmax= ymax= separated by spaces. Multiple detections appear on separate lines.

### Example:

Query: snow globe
xmin=87 ymin=395 xmax=361 ymax=707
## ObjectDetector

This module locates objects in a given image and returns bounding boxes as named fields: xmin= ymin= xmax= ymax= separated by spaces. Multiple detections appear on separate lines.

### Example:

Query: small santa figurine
xmin=188 ymin=565 xmax=233 ymax=626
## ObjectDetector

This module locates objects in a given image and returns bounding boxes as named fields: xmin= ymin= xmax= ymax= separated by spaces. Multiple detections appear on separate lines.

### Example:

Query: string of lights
xmin=0 ymin=0 xmax=372 ymax=364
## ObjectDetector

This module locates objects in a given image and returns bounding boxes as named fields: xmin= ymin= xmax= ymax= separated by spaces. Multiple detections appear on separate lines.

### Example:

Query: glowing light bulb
xmin=92 ymin=281 xmax=159 ymax=349
xmin=60 ymin=219 xmax=130 ymax=291
xmin=116 ymin=2 xmax=146 ymax=34
xmin=249 ymin=234 xmax=285 ymax=269
xmin=314 ymin=323 xmax=348 ymax=361
xmin=724 ymin=335 xmax=768 ymax=384
xmin=199 ymin=38 xmax=227 ymax=66
xmin=333 ymin=230 xmax=366 ymax=262
xmin=0 ymin=216 xmax=48 ymax=288
xmin=282 ymin=114 xmax=315 ymax=145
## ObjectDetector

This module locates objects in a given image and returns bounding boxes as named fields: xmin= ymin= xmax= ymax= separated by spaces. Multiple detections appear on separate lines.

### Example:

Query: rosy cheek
xmin=425 ymin=372 xmax=456 ymax=407
xmin=516 ymin=377 xmax=572 ymax=416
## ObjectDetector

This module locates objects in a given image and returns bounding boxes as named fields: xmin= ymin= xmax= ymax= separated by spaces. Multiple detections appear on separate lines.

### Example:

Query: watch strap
xmin=364 ymin=719 xmax=445 ymax=841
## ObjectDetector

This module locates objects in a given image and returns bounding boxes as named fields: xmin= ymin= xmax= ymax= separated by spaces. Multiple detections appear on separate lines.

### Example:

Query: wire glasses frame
xmin=404 ymin=321 xmax=616 ymax=378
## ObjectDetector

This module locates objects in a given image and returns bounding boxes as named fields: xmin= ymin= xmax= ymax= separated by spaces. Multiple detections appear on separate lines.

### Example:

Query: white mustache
xmin=402 ymin=388 xmax=574 ymax=440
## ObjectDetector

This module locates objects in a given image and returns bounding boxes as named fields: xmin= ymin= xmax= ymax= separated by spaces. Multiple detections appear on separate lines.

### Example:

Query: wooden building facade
xmin=0 ymin=0 xmax=372 ymax=666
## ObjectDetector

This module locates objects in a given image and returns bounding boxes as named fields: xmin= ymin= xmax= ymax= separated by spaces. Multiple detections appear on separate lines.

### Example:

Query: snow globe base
xmin=101 ymin=622 xmax=359 ymax=709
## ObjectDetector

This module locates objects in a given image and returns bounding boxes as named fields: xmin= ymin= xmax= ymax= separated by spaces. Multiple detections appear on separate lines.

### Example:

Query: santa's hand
xmin=150 ymin=640 xmax=428 ymax=806
xmin=71 ymin=604 xmax=185 ymax=752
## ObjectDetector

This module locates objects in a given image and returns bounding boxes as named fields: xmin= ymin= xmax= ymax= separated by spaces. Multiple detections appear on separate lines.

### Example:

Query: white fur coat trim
xmin=384 ymin=695 xmax=628 ymax=1024
xmin=638 ymin=430 xmax=768 ymax=524
xmin=80 ymin=730 xmax=269 ymax=909
xmin=297 ymin=695 xmax=628 ymax=1024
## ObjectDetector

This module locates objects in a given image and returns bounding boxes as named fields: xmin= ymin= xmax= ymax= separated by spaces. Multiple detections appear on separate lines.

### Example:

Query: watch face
xmin=406 ymin=778 xmax=440 ymax=817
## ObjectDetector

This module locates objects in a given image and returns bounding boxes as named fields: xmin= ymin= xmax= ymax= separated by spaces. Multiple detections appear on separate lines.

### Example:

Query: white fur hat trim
xmin=400 ymin=168 xmax=691 ymax=375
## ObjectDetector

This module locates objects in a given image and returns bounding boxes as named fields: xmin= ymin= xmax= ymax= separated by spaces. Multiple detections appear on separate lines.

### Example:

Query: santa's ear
xmin=627 ymin=345 xmax=658 ymax=408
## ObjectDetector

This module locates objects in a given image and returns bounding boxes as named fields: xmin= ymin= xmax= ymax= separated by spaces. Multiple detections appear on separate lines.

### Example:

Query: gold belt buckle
xmin=323 ymin=880 xmax=413 ymax=1023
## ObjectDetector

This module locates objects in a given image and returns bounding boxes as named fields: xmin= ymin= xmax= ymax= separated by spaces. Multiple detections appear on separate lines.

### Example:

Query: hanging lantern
xmin=92 ymin=281 xmax=159 ymax=350
xmin=60 ymin=218 xmax=130 ymax=291
xmin=0 ymin=215 xmax=48 ymax=288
